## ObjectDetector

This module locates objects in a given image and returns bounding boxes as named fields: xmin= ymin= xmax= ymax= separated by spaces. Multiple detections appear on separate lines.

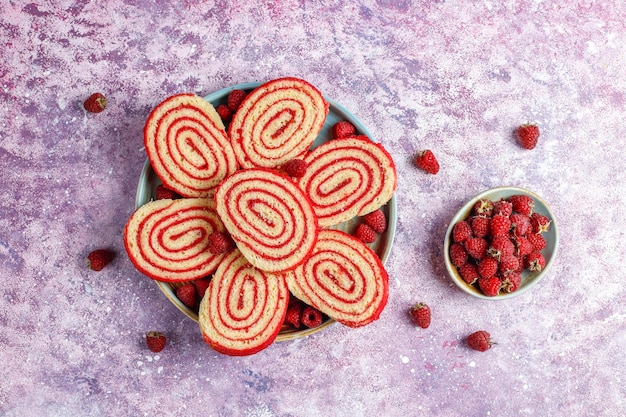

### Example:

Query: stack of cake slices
xmin=124 ymin=77 xmax=397 ymax=356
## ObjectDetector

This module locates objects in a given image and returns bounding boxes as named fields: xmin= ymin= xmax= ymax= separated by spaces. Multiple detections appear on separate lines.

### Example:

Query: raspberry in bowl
xmin=443 ymin=186 xmax=558 ymax=299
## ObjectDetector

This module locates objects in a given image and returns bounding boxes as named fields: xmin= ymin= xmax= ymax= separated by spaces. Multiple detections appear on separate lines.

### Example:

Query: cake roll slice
xmin=124 ymin=198 xmax=229 ymax=282
xmin=199 ymin=250 xmax=289 ymax=356
xmin=144 ymin=93 xmax=239 ymax=198
xmin=286 ymin=229 xmax=389 ymax=328
xmin=228 ymin=77 xmax=329 ymax=169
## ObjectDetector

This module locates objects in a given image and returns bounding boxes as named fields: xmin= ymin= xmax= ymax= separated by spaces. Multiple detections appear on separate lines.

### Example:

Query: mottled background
xmin=1 ymin=1 xmax=625 ymax=416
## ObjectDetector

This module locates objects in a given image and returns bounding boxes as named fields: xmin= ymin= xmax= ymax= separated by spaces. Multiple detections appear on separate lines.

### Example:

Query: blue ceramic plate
xmin=135 ymin=82 xmax=398 ymax=340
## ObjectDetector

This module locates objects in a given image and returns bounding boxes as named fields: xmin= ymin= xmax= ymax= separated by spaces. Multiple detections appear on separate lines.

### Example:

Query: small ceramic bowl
xmin=443 ymin=186 xmax=559 ymax=299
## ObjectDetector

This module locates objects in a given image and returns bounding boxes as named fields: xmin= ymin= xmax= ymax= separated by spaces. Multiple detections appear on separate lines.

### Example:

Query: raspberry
xmin=415 ymin=150 xmax=440 ymax=174
xmin=509 ymin=213 xmax=531 ymax=237
xmin=470 ymin=216 xmax=490 ymax=238
xmin=176 ymin=283 xmax=198 ymax=309
xmin=363 ymin=209 xmax=387 ymax=233
xmin=409 ymin=303 xmax=431 ymax=329
xmin=84 ymin=92 xmax=106 ymax=113
xmin=527 ymin=233 xmax=547 ymax=251
xmin=478 ymin=276 xmax=501 ymax=297
xmin=227 ymin=89 xmax=247 ymax=111
xmin=513 ymin=235 xmax=534 ymax=257
xmin=487 ymin=235 xmax=514 ymax=261
xmin=499 ymin=256 xmax=520 ymax=275
xmin=530 ymin=213 xmax=551 ymax=234
xmin=517 ymin=124 xmax=540 ymax=150
xmin=525 ymin=251 xmax=546 ymax=271
xmin=332 ymin=120 xmax=356 ymax=139
xmin=508 ymin=194 xmax=534 ymax=216
xmin=490 ymin=215 xmax=511 ymax=236
xmin=355 ymin=223 xmax=377 ymax=243
xmin=283 ymin=159 xmax=307 ymax=178
xmin=467 ymin=330 xmax=493 ymax=351
xmin=87 ymin=249 xmax=114 ymax=271
xmin=501 ymin=272 xmax=522 ymax=293
xmin=207 ymin=232 xmax=235 ymax=254
xmin=452 ymin=221 xmax=473 ymax=243
xmin=216 ymin=104 xmax=232 ymax=123
xmin=472 ymin=199 xmax=494 ymax=217
xmin=449 ymin=243 xmax=468 ymax=267
xmin=493 ymin=199 xmax=513 ymax=217
xmin=458 ymin=263 xmax=480 ymax=285
xmin=284 ymin=299 xmax=303 ymax=329
xmin=477 ymin=256 xmax=498 ymax=278
xmin=465 ymin=237 xmax=487 ymax=260
xmin=301 ymin=306 xmax=323 ymax=328
xmin=146 ymin=331 xmax=167 ymax=353
xmin=155 ymin=184 xmax=179 ymax=200
xmin=193 ymin=277 xmax=211 ymax=299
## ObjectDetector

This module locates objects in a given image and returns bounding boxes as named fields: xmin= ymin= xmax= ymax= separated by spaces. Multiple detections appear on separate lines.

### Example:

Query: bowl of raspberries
xmin=444 ymin=186 xmax=558 ymax=299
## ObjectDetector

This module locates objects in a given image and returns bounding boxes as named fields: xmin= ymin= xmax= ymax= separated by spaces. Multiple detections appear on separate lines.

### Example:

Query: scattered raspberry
xmin=364 ymin=209 xmax=387 ymax=234
xmin=472 ymin=199 xmax=494 ymax=217
xmin=508 ymin=194 xmax=535 ymax=216
xmin=465 ymin=237 xmax=487 ymax=260
xmin=525 ymin=251 xmax=546 ymax=271
xmin=470 ymin=216 xmax=490 ymax=238
xmin=332 ymin=120 xmax=356 ymax=139
xmin=409 ymin=303 xmax=431 ymax=329
xmin=490 ymin=215 xmax=511 ymax=236
xmin=527 ymin=233 xmax=547 ymax=251
xmin=87 ymin=249 xmax=114 ymax=271
xmin=207 ymin=231 xmax=235 ymax=254
xmin=284 ymin=299 xmax=303 ymax=329
xmin=227 ymin=89 xmax=247 ymax=111
xmin=493 ymin=199 xmax=513 ymax=217
xmin=84 ymin=92 xmax=106 ymax=113
xmin=176 ymin=283 xmax=198 ymax=309
xmin=530 ymin=213 xmax=551 ymax=234
xmin=467 ymin=330 xmax=493 ymax=352
xmin=510 ymin=213 xmax=531 ymax=237
xmin=283 ymin=159 xmax=307 ymax=178
xmin=415 ymin=150 xmax=440 ymax=174
xmin=216 ymin=104 xmax=232 ymax=123
xmin=193 ymin=277 xmax=211 ymax=299
xmin=458 ymin=263 xmax=480 ymax=285
xmin=355 ymin=223 xmax=377 ymax=243
xmin=301 ymin=306 xmax=323 ymax=328
xmin=477 ymin=256 xmax=498 ymax=278
xmin=146 ymin=331 xmax=167 ymax=353
xmin=478 ymin=276 xmax=501 ymax=297
xmin=449 ymin=243 xmax=468 ymax=267
xmin=155 ymin=184 xmax=179 ymax=200
xmin=517 ymin=124 xmax=540 ymax=150
xmin=452 ymin=221 xmax=473 ymax=243
xmin=501 ymin=272 xmax=522 ymax=293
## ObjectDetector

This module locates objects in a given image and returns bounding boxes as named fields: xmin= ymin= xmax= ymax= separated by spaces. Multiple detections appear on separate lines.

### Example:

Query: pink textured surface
xmin=1 ymin=1 xmax=625 ymax=416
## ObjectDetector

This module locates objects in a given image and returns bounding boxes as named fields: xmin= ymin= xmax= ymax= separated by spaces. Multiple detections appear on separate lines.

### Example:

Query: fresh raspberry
xmin=409 ymin=303 xmax=431 ymax=329
xmin=155 ymin=184 xmax=179 ymax=200
xmin=467 ymin=330 xmax=493 ymax=351
xmin=227 ymin=89 xmax=247 ymax=111
xmin=470 ymin=216 xmax=490 ymax=238
xmin=452 ymin=221 xmax=473 ymax=243
xmin=501 ymin=272 xmax=522 ymax=293
xmin=193 ymin=277 xmax=211 ymax=299
xmin=87 ymin=249 xmax=114 ymax=271
xmin=207 ymin=231 xmax=235 ymax=254
xmin=517 ymin=124 xmax=540 ymax=150
xmin=530 ymin=212 xmax=551 ymax=234
xmin=84 ymin=92 xmax=106 ymax=113
xmin=478 ymin=276 xmax=501 ymax=297
xmin=449 ymin=243 xmax=468 ymax=267
xmin=527 ymin=233 xmax=547 ymax=251
xmin=465 ymin=237 xmax=488 ymax=260
xmin=487 ymin=235 xmax=514 ymax=261
xmin=525 ymin=251 xmax=546 ymax=271
xmin=472 ymin=199 xmax=494 ymax=217
xmin=176 ymin=283 xmax=198 ymax=309
xmin=508 ymin=195 xmax=535 ymax=216
xmin=364 ymin=209 xmax=387 ymax=233
xmin=458 ymin=263 xmax=480 ymax=285
xmin=146 ymin=331 xmax=167 ymax=353
xmin=283 ymin=159 xmax=307 ymax=178
xmin=509 ymin=213 xmax=531 ymax=237
xmin=301 ymin=306 xmax=323 ymax=328
xmin=355 ymin=223 xmax=377 ymax=243
xmin=284 ymin=299 xmax=303 ymax=329
xmin=477 ymin=256 xmax=498 ymax=278
xmin=499 ymin=256 xmax=520 ymax=275
xmin=216 ymin=104 xmax=232 ymax=122
xmin=493 ymin=199 xmax=513 ymax=217
xmin=513 ymin=235 xmax=534 ymax=257
xmin=415 ymin=150 xmax=440 ymax=174
xmin=332 ymin=121 xmax=356 ymax=139
xmin=490 ymin=215 xmax=511 ymax=236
